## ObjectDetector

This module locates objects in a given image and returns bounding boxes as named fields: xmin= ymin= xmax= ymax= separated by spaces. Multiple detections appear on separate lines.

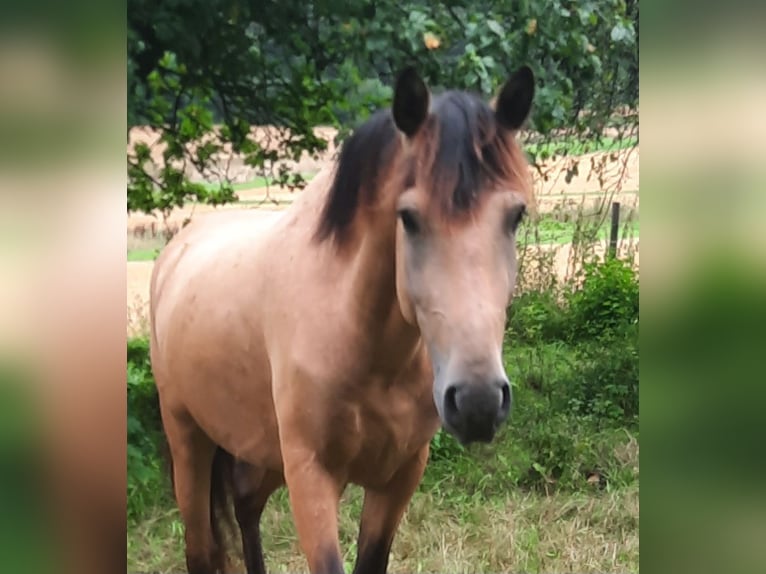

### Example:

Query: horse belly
xmin=186 ymin=365 xmax=282 ymax=469
xmin=156 ymin=309 xmax=283 ymax=470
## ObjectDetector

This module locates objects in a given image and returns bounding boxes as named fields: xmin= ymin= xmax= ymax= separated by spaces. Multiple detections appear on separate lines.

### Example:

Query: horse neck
xmin=344 ymin=203 xmax=422 ymax=369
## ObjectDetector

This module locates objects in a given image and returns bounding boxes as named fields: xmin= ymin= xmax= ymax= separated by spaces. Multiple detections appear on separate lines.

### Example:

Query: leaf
xmin=610 ymin=23 xmax=633 ymax=44
xmin=487 ymin=20 xmax=504 ymax=38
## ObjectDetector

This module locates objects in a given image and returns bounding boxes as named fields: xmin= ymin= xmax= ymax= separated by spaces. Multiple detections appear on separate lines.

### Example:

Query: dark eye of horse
xmin=506 ymin=205 xmax=527 ymax=234
xmin=398 ymin=209 xmax=421 ymax=235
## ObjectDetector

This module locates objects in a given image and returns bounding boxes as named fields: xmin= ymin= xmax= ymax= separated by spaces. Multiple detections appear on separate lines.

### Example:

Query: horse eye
xmin=506 ymin=205 xmax=526 ymax=233
xmin=398 ymin=209 xmax=421 ymax=235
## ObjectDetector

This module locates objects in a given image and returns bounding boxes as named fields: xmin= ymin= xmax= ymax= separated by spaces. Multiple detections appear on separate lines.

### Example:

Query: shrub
xmin=420 ymin=329 xmax=639 ymax=497
xmin=566 ymin=257 xmax=639 ymax=342
xmin=495 ymin=257 xmax=640 ymax=490
xmin=506 ymin=290 xmax=569 ymax=344
xmin=507 ymin=257 xmax=639 ymax=346
xmin=127 ymin=338 xmax=167 ymax=519
xmin=559 ymin=325 xmax=639 ymax=425
xmin=507 ymin=349 xmax=638 ymax=492
xmin=423 ymin=388 xmax=639 ymax=495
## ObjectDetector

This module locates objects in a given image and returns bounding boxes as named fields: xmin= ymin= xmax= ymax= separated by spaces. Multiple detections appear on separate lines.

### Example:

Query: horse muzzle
xmin=439 ymin=378 xmax=512 ymax=444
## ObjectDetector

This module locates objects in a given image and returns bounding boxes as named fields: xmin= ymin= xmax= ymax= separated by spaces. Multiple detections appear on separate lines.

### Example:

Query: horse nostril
xmin=444 ymin=385 xmax=459 ymax=416
xmin=500 ymin=381 xmax=511 ymax=414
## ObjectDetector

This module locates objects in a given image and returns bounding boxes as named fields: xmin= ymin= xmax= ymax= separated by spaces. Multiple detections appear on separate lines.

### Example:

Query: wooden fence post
xmin=609 ymin=201 xmax=621 ymax=259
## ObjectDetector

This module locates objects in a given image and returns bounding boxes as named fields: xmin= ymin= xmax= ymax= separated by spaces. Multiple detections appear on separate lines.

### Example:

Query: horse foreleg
xmin=352 ymin=445 xmax=429 ymax=574
xmin=282 ymin=449 xmax=345 ymax=574
xmin=231 ymin=461 xmax=284 ymax=574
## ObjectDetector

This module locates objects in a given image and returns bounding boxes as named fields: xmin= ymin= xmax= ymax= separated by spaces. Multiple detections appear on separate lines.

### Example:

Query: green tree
xmin=128 ymin=0 xmax=638 ymax=216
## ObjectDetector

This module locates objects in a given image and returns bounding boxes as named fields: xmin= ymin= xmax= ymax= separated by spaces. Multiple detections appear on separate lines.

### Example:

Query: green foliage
xmin=566 ymin=257 xmax=639 ymax=341
xmin=506 ymin=290 xmax=570 ymax=344
xmin=424 ymin=348 xmax=639 ymax=496
xmin=561 ymin=327 xmax=639 ymax=424
xmin=128 ymin=0 xmax=638 ymax=215
xmin=428 ymin=428 xmax=465 ymax=463
xmin=488 ymin=256 xmax=640 ymax=488
xmin=127 ymin=338 xmax=168 ymax=519
xmin=508 ymin=256 xmax=639 ymax=345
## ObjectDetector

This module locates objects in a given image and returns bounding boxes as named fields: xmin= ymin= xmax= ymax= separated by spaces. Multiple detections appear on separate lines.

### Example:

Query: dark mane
xmin=315 ymin=90 xmax=530 ymax=244
xmin=314 ymin=109 xmax=400 ymax=243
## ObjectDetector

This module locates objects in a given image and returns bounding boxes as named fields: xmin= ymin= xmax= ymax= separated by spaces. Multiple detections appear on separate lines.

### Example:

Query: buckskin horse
xmin=149 ymin=65 xmax=535 ymax=574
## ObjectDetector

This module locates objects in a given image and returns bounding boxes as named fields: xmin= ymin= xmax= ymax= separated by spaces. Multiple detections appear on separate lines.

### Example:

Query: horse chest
xmin=294 ymin=340 xmax=438 ymax=486
xmin=339 ymin=381 xmax=438 ymax=487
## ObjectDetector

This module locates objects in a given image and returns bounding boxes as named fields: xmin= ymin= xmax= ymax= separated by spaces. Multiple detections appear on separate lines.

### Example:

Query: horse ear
xmin=495 ymin=65 xmax=535 ymax=131
xmin=392 ymin=67 xmax=430 ymax=138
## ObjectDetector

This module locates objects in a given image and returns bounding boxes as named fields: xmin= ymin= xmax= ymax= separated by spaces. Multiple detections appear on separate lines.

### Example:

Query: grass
xmin=129 ymin=415 xmax=639 ymax=574
xmin=524 ymin=216 xmax=640 ymax=245
xmin=525 ymin=135 xmax=637 ymax=159
xmin=127 ymin=234 xmax=167 ymax=262
xmin=201 ymin=175 xmax=274 ymax=191
xmin=128 ymin=484 xmax=638 ymax=573
xmin=200 ymin=172 xmax=318 ymax=193
xmin=128 ymin=248 xmax=161 ymax=262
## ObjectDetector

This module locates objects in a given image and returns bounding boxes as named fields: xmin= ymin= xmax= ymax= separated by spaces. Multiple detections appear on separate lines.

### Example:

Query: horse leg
xmin=231 ymin=461 xmax=284 ymax=574
xmin=282 ymin=449 xmax=345 ymax=574
xmin=162 ymin=408 xmax=227 ymax=574
xmin=352 ymin=445 xmax=429 ymax=574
